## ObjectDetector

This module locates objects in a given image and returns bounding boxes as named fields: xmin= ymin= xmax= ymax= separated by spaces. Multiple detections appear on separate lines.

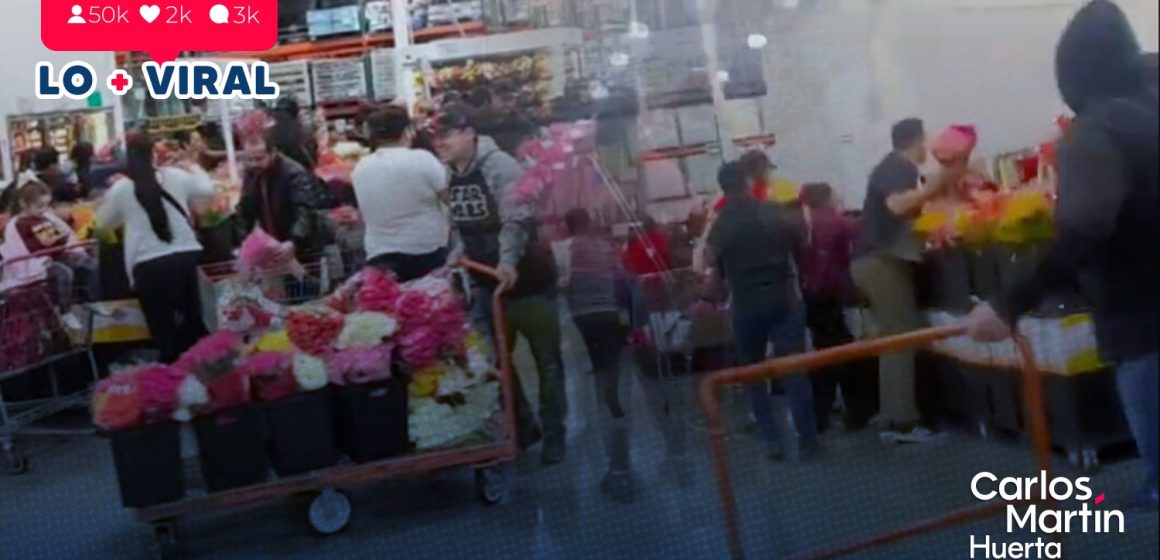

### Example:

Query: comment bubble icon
xmin=209 ymin=4 xmax=229 ymax=25
xmin=41 ymin=0 xmax=278 ymax=63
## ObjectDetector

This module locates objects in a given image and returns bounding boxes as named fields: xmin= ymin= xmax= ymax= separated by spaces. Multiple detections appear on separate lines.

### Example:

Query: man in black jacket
xmin=967 ymin=0 xmax=1158 ymax=511
xmin=237 ymin=128 xmax=335 ymax=259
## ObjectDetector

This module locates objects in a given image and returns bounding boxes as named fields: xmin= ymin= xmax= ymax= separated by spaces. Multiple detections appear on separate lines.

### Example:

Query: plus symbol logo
xmin=106 ymin=70 xmax=133 ymax=96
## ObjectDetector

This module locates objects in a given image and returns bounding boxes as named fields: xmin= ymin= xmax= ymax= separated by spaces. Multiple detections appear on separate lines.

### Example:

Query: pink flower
xmin=239 ymin=229 xmax=298 ymax=276
xmin=235 ymin=109 xmax=273 ymax=144
xmin=205 ymin=371 xmax=251 ymax=412
xmin=357 ymin=268 xmax=403 ymax=314
xmin=239 ymin=352 xmax=297 ymax=402
xmin=327 ymin=345 xmax=393 ymax=386
xmin=175 ymin=331 xmax=242 ymax=381
xmin=135 ymin=365 xmax=187 ymax=422
xmin=399 ymin=328 xmax=444 ymax=369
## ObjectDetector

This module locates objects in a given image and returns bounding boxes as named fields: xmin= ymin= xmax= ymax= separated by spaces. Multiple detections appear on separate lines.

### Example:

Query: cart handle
xmin=699 ymin=325 xmax=1053 ymax=560
xmin=1 ymin=241 xmax=97 ymax=266
xmin=456 ymin=256 xmax=519 ymax=456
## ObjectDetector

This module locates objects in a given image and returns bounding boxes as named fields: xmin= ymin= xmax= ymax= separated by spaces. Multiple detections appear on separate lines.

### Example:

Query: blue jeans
xmin=731 ymin=298 xmax=817 ymax=452
xmin=1116 ymin=353 xmax=1159 ymax=495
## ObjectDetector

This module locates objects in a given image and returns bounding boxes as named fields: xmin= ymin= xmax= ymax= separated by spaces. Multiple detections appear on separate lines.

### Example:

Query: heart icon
xmin=140 ymin=5 xmax=161 ymax=23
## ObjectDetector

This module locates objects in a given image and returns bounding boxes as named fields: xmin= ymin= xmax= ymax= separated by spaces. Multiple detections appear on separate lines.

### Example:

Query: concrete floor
xmin=1 ymin=325 xmax=1156 ymax=560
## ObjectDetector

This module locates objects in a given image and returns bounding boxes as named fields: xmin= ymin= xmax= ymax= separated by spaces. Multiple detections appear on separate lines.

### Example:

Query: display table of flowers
xmin=906 ymin=145 xmax=1129 ymax=467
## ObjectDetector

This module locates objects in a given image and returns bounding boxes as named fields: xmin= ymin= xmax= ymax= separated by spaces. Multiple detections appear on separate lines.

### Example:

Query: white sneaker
xmin=890 ymin=427 xmax=943 ymax=444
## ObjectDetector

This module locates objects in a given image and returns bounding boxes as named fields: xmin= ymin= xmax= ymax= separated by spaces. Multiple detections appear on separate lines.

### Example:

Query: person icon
xmin=68 ymin=5 xmax=85 ymax=24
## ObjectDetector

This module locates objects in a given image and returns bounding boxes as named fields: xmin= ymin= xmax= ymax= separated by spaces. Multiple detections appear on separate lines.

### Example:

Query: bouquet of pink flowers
xmin=135 ymin=365 xmax=188 ymax=423
xmin=356 ymin=268 xmax=403 ymax=314
xmin=239 ymin=352 xmax=297 ymax=402
xmin=175 ymin=331 xmax=243 ymax=382
xmin=239 ymin=228 xmax=302 ymax=278
xmin=327 ymin=345 xmax=394 ymax=386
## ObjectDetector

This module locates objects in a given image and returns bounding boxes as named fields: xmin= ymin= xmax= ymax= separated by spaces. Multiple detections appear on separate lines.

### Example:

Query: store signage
xmin=41 ymin=0 xmax=278 ymax=63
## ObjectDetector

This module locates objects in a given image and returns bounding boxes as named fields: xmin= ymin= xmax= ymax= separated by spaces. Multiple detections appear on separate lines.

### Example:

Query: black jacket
xmin=709 ymin=196 xmax=803 ymax=309
xmin=996 ymin=0 xmax=1158 ymax=361
xmin=238 ymin=154 xmax=335 ymax=255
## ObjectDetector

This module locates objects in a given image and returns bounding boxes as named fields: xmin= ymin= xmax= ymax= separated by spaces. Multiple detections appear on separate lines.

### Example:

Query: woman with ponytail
xmin=95 ymin=132 xmax=215 ymax=363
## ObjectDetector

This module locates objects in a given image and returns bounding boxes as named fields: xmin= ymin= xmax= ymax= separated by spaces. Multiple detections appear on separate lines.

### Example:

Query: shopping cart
xmin=136 ymin=258 xmax=519 ymax=558
xmin=697 ymin=325 xmax=1055 ymax=560
xmin=197 ymin=244 xmax=365 ymax=332
xmin=0 ymin=242 xmax=102 ymax=475
xmin=631 ymin=267 xmax=733 ymax=378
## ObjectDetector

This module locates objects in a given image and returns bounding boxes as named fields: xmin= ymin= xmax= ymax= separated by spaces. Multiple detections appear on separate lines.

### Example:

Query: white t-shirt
xmin=96 ymin=166 xmax=215 ymax=283
xmin=351 ymin=147 xmax=450 ymax=259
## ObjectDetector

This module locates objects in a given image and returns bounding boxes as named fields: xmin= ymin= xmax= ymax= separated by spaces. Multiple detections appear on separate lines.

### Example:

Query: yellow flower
xmin=913 ymin=209 xmax=949 ymax=236
xmin=254 ymin=330 xmax=293 ymax=353
xmin=954 ymin=209 xmax=992 ymax=247
xmin=994 ymin=190 xmax=1054 ymax=245
xmin=409 ymin=364 xmax=447 ymax=399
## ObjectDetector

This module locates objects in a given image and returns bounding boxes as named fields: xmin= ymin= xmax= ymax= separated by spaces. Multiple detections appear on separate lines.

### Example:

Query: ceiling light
xmin=747 ymin=34 xmax=768 ymax=49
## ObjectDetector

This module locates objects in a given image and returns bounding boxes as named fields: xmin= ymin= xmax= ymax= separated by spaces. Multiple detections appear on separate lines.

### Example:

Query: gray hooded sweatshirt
xmin=448 ymin=135 xmax=556 ymax=296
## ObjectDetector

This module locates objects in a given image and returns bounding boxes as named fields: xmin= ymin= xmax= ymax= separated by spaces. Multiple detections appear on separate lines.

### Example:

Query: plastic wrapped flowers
xmin=409 ymin=381 xmax=501 ymax=450
xmin=335 ymin=312 xmax=399 ymax=350
xmin=287 ymin=306 xmax=346 ymax=355
xmin=327 ymin=345 xmax=393 ymax=386
xmin=92 ymin=364 xmax=203 ymax=429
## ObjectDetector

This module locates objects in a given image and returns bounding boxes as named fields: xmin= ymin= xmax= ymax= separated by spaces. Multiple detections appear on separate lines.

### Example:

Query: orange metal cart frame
xmin=697 ymin=325 xmax=1058 ymax=560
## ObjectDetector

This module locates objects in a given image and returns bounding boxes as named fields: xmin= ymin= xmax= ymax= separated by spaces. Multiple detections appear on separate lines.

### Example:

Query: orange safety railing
xmin=697 ymin=325 xmax=1057 ymax=560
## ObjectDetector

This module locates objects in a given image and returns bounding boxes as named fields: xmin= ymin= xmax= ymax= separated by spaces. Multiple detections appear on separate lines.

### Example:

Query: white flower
xmin=335 ymin=312 xmax=399 ymax=349
xmin=436 ymin=364 xmax=473 ymax=397
xmin=173 ymin=377 xmax=208 ymax=422
xmin=467 ymin=349 xmax=493 ymax=378
xmin=293 ymin=353 xmax=328 ymax=391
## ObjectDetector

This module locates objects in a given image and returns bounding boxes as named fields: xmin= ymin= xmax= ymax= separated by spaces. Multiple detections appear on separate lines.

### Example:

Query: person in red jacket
xmin=622 ymin=214 xmax=672 ymax=276
xmin=797 ymin=183 xmax=876 ymax=432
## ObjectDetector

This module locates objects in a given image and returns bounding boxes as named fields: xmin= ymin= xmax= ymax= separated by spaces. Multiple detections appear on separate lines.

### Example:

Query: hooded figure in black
xmin=967 ymin=0 xmax=1159 ymax=510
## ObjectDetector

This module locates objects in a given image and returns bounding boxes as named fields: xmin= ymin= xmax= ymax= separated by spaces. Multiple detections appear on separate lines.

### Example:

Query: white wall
xmin=736 ymin=0 xmax=1158 ymax=206
xmin=0 ymin=1 xmax=120 ymax=180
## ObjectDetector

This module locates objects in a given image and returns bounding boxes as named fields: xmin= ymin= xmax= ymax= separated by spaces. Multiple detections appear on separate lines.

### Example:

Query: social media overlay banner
xmin=41 ymin=0 xmax=278 ymax=62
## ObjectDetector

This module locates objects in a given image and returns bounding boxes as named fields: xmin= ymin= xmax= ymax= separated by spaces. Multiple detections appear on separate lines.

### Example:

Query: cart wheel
xmin=977 ymin=422 xmax=990 ymax=440
xmin=475 ymin=467 xmax=508 ymax=506
xmin=1067 ymin=448 xmax=1081 ymax=467
xmin=4 ymin=449 xmax=28 ymax=476
xmin=308 ymin=489 xmax=352 ymax=536
xmin=153 ymin=521 xmax=180 ymax=560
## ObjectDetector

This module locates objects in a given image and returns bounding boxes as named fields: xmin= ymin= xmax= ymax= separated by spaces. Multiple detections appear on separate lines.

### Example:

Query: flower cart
xmin=94 ymin=255 xmax=518 ymax=559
